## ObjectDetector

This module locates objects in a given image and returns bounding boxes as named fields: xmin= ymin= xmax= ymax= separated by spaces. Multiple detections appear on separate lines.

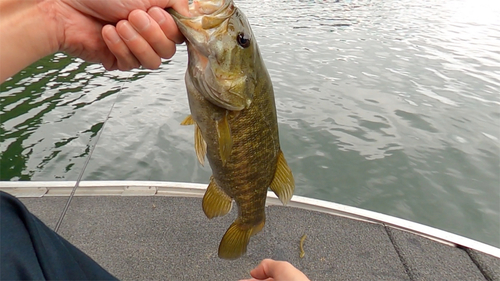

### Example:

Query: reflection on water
xmin=1 ymin=0 xmax=499 ymax=247
xmin=1 ymin=54 xmax=132 ymax=180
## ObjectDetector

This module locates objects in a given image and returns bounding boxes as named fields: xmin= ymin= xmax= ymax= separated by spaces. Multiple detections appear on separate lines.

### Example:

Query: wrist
xmin=36 ymin=0 xmax=64 ymax=55
xmin=0 ymin=0 xmax=61 ymax=83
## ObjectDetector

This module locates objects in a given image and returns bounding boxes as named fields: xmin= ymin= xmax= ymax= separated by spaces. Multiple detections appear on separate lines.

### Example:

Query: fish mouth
xmin=167 ymin=0 xmax=235 ymax=34
xmin=168 ymin=0 xmax=251 ymax=111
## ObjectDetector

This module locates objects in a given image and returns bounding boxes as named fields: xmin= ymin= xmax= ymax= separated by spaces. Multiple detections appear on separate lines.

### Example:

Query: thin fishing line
xmin=54 ymin=74 xmax=130 ymax=233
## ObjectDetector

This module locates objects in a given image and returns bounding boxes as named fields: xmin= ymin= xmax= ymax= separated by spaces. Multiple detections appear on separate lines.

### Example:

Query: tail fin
xmin=218 ymin=219 xmax=265 ymax=260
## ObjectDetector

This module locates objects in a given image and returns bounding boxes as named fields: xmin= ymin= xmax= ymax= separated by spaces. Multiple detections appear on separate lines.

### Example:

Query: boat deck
xmin=1 ymin=181 xmax=499 ymax=281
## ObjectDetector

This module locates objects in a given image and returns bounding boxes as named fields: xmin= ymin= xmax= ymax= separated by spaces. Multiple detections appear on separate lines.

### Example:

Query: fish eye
xmin=236 ymin=32 xmax=250 ymax=48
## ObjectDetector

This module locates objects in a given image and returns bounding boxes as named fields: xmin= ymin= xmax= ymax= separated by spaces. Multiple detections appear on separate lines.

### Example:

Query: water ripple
xmin=1 ymin=0 xmax=499 ymax=247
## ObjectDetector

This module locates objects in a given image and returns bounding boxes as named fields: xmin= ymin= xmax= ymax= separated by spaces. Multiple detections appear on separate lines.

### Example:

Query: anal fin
xmin=216 ymin=111 xmax=233 ymax=165
xmin=194 ymin=124 xmax=207 ymax=166
xmin=202 ymin=177 xmax=232 ymax=219
xmin=269 ymin=150 xmax=295 ymax=205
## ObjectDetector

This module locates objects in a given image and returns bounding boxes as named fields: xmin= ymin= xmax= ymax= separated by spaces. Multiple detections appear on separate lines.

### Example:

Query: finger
xmin=101 ymin=51 xmax=118 ymax=71
xmin=99 ymin=35 xmax=118 ymax=71
xmin=96 ymin=37 xmax=117 ymax=70
xmin=129 ymin=9 xmax=176 ymax=59
xmin=148 ymin=7 xmax=184 ymax=44
xmin=116 ymin=20 xmax=161 ymax=69
xmin=102 ymin=24 xmax=140 ymax=70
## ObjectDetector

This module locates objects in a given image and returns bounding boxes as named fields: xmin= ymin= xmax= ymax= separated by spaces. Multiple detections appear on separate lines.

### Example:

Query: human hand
xmin=239 ymin=259 xmax=311 ymax=281
xmin=54 ymin=0 xmax=190 ymax=70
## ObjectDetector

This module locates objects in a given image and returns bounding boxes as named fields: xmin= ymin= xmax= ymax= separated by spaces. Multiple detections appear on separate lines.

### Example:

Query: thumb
xmin=164 ymin=0 xmax=190 ymax=16
xmin=249 ymin=259 xmax=277 ymax=280
xmin=250 ymin=259 xmax=310 ymax=281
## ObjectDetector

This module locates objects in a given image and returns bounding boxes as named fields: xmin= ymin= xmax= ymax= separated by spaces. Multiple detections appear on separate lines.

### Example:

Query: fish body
xmin=169 ymin=0 xmax=294 ymax=260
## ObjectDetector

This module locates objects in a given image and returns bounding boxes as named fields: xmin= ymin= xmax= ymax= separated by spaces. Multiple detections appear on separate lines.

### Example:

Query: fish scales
xmin=188 ymin=65 xmax=276 ymax=224
xmin=168 ymin=0 xmax=294 ymax=260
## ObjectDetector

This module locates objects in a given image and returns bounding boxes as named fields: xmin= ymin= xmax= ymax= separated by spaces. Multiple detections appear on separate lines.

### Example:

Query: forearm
xmin=0 ymin=0 xmax=60 ymax=83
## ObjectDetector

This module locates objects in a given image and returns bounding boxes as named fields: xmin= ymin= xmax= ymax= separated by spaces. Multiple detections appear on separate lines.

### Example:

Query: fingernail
xmin=133 ymin=11 xmax=151 ymax=31
xmin=105 ymin=28 xmax=121 ymax=44
xmin=120 ymin=22 xmax=137 ymax=41
xmin=149 ymin=7 xmax=166 ymax=24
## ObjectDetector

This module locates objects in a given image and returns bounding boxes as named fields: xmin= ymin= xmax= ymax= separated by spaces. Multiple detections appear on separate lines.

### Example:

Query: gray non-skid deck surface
xmin=20 ymin=196 xmax=499 ymax=281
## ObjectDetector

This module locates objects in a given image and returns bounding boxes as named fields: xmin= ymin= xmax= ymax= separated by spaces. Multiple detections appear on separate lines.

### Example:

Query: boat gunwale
xmin=1 ymin=180 xmax=499 ymax=259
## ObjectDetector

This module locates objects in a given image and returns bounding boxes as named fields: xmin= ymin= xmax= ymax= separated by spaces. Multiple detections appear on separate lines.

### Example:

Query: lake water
xmin=1 ymin=0 xmax=499 ymax=248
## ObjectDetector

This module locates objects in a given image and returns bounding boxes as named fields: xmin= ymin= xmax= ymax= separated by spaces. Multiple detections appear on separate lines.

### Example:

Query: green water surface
xmin=1 ymin=0 xmax=499 ymax=247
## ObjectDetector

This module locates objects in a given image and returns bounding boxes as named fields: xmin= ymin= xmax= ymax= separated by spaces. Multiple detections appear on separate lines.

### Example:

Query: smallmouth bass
xmin=168 ymin=0 xmax=294 ymax=260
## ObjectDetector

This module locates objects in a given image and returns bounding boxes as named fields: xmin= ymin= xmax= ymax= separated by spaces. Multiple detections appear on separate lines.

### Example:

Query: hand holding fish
xmin=0 ymin=0 xmax=190 ymax=83
xmin=101 ymin=8 xmax=183 ymax=70
xmin=60 ymin=0 xmax=190 ymax=70
xmin=239 ymin=259 xmax=311 ymax=281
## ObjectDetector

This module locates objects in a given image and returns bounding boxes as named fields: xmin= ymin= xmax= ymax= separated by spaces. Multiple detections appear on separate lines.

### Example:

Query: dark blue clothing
xmin=0 ymin=191 xmax=118 ymax=280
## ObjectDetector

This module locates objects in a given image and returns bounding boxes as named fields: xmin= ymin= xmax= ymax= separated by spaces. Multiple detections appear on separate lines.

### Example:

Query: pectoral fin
xmin=216 ymin=112 xmax=233 ymax=165
xmin=181 ymin=115 xmax=206 ymax=166
xmin=194 ymin=124 xmax=207 ymax=166
xmin=181 ymin=115 xmax=195 ymax=125
xmin=203 ymin=177 xmax=232 ymax=219
xmin=269 ymin=150 xmax=295 ymax=205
